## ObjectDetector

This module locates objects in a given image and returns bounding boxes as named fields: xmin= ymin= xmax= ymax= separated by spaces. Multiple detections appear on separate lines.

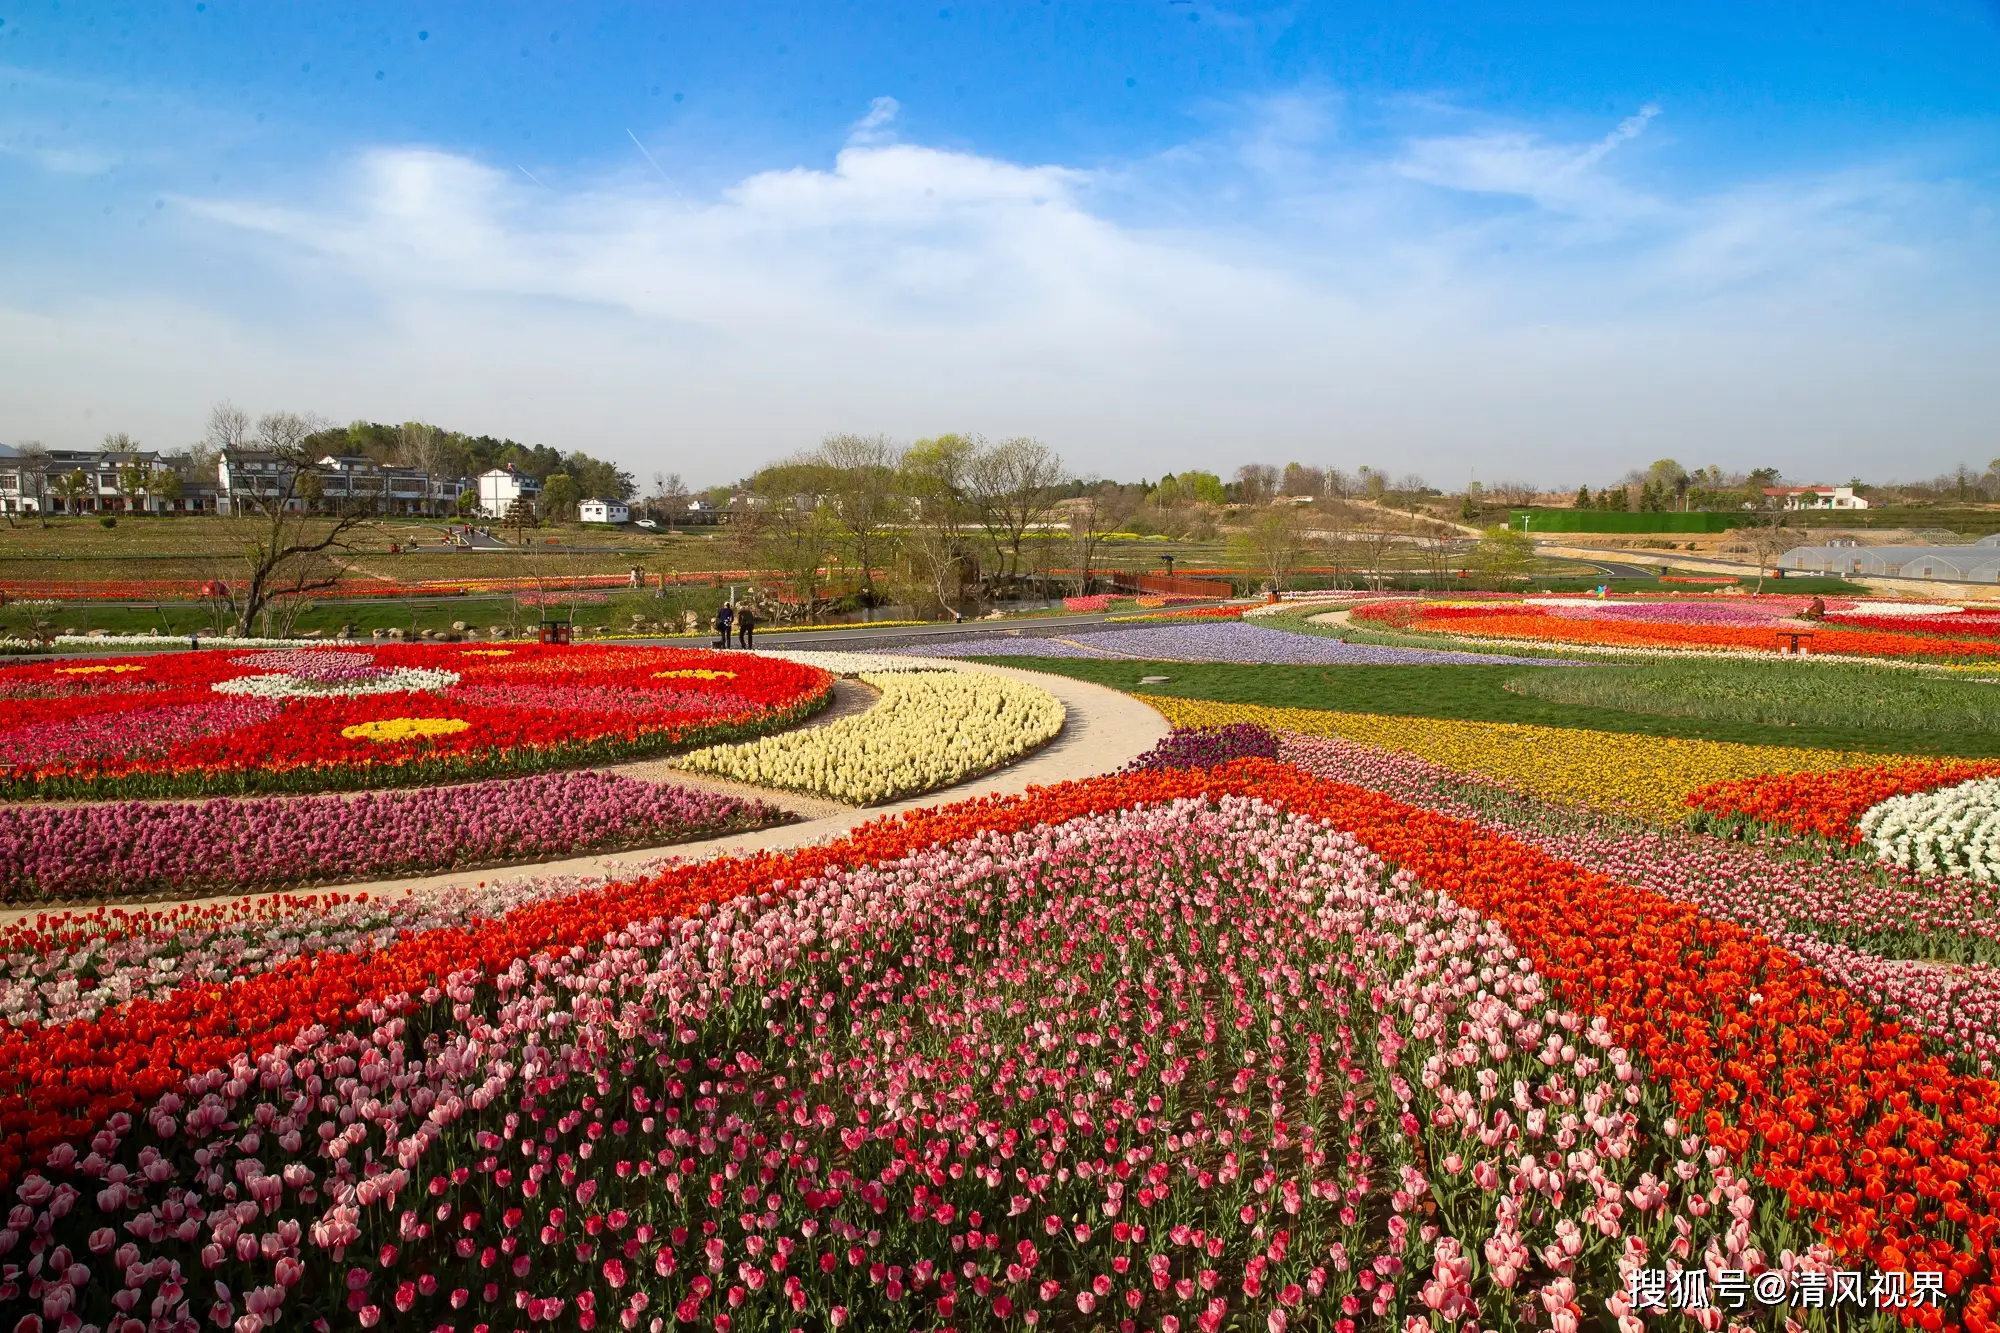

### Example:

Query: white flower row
xmin=735 ymin=647 xmax=957 ymax=675
xmin=51 ymin=633 xmax=308 ymax=649
xmin=678 ymin=668 xmax=1064 ymax=803
xmin=1861 ymin=777 xmax=2000 ymax=882
xmin=210 ymin=665 xmax=463 ymax=698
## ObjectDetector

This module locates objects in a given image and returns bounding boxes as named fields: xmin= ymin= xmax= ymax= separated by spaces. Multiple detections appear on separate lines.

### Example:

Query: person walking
xmin=713 ymin=602 xmax=734 ymax=649
xmin=736 ymin=604 xmax=756 ymax=649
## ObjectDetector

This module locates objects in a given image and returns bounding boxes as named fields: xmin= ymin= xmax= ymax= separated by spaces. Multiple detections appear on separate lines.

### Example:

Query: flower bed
xmin=11 ymin=756 xmax=2000 ymax=1319
xmin=1686 ymin=759 xmax=2000 ymax=844
xmin=0 ymin=645 xmax=831 ymax=799
xmin=1862 ymin=778 xmax=2000 ymax=882
xmin=679 ymin=669 xmax=1064 ymax=803
xmin=1143 ymin=694 xmax=1889 ymax=821
xmin=1281 ymin=731 xmax=2000 ymax=1064
xmin=894 ymin=621 xmax=1571 ymax=665
xmin=0 ymin=772 xmax=784 ymax=904
xmin=1103 ymin=606 xmax=1245 ymax=623
xmin=1360 ymin=598 xmax=2000 ymax=660
xmin=1 ymin=778 xmax=1779 ymax=1333
xmin=1123 ymin=723 xmax=1279 ymax=772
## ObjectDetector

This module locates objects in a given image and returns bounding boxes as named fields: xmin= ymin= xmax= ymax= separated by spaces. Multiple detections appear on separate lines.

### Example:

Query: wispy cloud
xmin=1395 ymin=103 xmax=1663 ymax=219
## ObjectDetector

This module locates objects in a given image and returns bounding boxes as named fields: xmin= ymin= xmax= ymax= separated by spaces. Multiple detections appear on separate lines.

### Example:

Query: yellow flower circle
xmin=57 ymin=664 xmax=146 ymax=675
xmin=464 ymin=649 xmax=513 ymax=657
xmin=340 ymin=716 xmax=472 ymax=743
xmin=654 ymin=669 xmax=737 ymax=681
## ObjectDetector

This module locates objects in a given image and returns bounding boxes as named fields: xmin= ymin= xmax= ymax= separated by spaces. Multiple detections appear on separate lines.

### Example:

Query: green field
xmin=970 ymin=656 xmax=2000 ymax=756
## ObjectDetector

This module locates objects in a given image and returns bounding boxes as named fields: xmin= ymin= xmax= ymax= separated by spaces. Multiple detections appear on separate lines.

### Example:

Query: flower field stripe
xmin=1359 ymin=599 xmax=2000 ymax=660
xmin=1141 ymin=694 xmax=1899 ymax=821
xmin=1689 ymin=760 xmax=2000 ymax=845
xmin=1280 ymin=730 xmax=2000 ymax=1071
xmin=9 ymin=758 xmax=1999 ymax=1317
xmin=1171 ymin=761 xmax=2000 ymax=1316
xmin=0 ymin=644 xmax=834 ymax=800
xmin=1864 ymin=778 xmax=2000 ymax=883
xmin=6 ymin=794 xmax=1765 ymax=1332
xmin=0 ymin=767 xmax=1266 ymax=1186
xmin=0 ymin=771 xmax=782 ymax=904
xmin=680 ymin=669 xmax=1064 ymax=804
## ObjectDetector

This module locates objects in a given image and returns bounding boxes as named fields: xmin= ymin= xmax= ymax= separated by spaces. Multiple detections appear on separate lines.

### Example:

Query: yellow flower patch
xmin=57 ymin=664 xmax=146 ymax=675
xmin=340 ymin=717 xmax=472 ymax=743
xmin=463 ymin=649 xmax=514 ymax=657
xmin=1140 ymin=695 xmax=1906 ymax=822
xmin=653 ymin=669 xmax=737 ymax=681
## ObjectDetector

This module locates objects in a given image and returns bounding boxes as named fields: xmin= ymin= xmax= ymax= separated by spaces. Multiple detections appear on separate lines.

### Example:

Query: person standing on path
xmin=713 ymin=602 xmax=734 ymax=649
xmin=736 ymin=605 xmax=756 ymax=649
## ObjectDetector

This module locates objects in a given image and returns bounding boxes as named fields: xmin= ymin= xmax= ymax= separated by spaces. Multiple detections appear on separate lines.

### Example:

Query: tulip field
xmin=17 ymin=605 xmax=2000 ymax=1330
xmin=0 ymin=645 xmax=831 ymax=800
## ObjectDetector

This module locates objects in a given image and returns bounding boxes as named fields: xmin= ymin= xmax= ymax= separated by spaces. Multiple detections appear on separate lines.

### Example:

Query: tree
xmin=1575 ymin=485 xmax=1591 ymax=509
xmin=1229 ymin=504 xmax=1312 ymax=593
xmin=1744 ymin=515 xmax=1797 ymax=594
xmin=966 ymin=437 xmax=1067 ymax=583
xmin=540 ymin=473 xmax=581 ymax=521
xmin=1470 ymin=525 xmax=1536 ymax=580
xmin=1065 ymin=483 xmax=1139 ymax=596
xmin=743 ymin=460 xmax=837 ymax=610
xmin=1234 ymin=463 xmax=1279 ymax=506
xmin=147 ymin=468 xmax=183 ymax=510
xmin=14 ymin=440 xmax=49 ymax=527
xmin=814 ymin=433 xmax=903 ymax=599
xmin=116 ymin=459 xmax=150 ymax=513
xmin=900 ymin=434 xmax=981 ymax=617
xmin=50 ymin=468 xmax=91 ymax=515
xmin=455 ymin=488 xmax=483 ymax=518
xmin=648 ymin=471 xmax=690 ymax=525
xmin=1280 ymin=463 xmax=1325 ymax=499
xmin=229 ymin=410 xmax=365 ymax=637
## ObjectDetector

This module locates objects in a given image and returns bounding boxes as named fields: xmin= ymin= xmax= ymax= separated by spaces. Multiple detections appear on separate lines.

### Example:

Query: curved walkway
xmin=0 ymin=660 xmax=1169 ymax=927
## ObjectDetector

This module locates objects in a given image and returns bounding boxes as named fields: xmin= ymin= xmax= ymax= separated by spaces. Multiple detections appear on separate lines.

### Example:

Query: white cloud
xmin=3 ymin=93 xmax=1997 ymax=487
xmin=1395 ymin=104 xmax=1662 ymax=219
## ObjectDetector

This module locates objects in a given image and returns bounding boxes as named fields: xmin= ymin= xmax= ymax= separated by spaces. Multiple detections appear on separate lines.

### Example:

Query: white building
xmin=1761 ymin=485 xmax=1870 ymax=511
xmin=578 ymin=498 xmax=630 ymax=524
xmin=476 ymin=466 xmax=543 ymax=519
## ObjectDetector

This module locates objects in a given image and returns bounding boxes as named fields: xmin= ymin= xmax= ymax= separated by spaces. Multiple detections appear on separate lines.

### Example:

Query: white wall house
xmin=578 ymin=498 xmax=630 ymax=524
xmin=477 ymin=466 xmax=543 ymax=519
xmin=1761 ymin=485 xmax=1870 ymax=511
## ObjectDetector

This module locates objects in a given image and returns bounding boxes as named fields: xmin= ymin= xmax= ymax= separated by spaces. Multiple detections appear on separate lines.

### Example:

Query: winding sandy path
xmin=0 ymin=660 xmax=1168 ymax=927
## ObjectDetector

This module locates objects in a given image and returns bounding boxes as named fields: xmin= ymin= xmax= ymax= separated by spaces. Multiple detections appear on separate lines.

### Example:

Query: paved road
xmin=633 ymin=605 xmax=1234 ymax=653
xmin=1568 ymin=559 xmax=1666 ymax=580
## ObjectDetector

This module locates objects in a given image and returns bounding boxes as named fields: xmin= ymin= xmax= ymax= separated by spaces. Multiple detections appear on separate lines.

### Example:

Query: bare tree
xmin=1234 ymin=463 xmax=1279 ymax=505
xmin=814 ymin=434 xmax=903 ymax=599
xmin=1743 ymin=515 xmax=1798 ymax=595
xmin=15 ymin=440 xmax=50 ymax=527
xmin=967 ymin=437 xmax=1067 ymax=584
xmin=1279 ymin=462 xmax=1325 ymax=499
xmin=395 ymin=421 xmax=451 ymax=479
xmin=228 ymin=411 xmax=366 ymax=637
xmin=1065 ymin=483 xmax=1139 ymax=596
xmin=1229 ymin=504 xmax=1311 ymax=593
xmin=742 ymin=460 xmax=837 ymax=614
xmin=207 ymin=401 xmax=251 ymax=452
xmin=651 ymin=471 xmax=690 ymax=525
xmin=900 ymin=434 xmax=981 ymax=618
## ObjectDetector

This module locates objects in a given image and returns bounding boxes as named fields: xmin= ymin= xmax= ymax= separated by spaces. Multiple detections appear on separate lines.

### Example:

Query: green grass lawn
xmin=973 ymin=656 xmax=2000 ymax=757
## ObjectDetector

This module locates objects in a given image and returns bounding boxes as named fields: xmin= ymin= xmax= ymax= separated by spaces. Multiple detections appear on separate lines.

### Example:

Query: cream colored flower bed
xmin=678 ymin=670 xmax=1065 ymax=804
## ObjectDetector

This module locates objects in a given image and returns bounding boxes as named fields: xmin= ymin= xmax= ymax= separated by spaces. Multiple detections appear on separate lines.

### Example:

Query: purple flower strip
xmin=0 ymin=771 xmax=782 ymax=901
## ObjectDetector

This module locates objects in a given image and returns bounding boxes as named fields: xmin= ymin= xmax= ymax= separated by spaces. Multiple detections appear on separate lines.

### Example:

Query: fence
xmin=1105 ymin=570 xmax=1236 ymax=598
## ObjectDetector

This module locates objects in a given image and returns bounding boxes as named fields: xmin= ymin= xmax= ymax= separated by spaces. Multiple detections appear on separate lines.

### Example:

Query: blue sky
xmin=2 ymin=1 xmax=1997 ymax=488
